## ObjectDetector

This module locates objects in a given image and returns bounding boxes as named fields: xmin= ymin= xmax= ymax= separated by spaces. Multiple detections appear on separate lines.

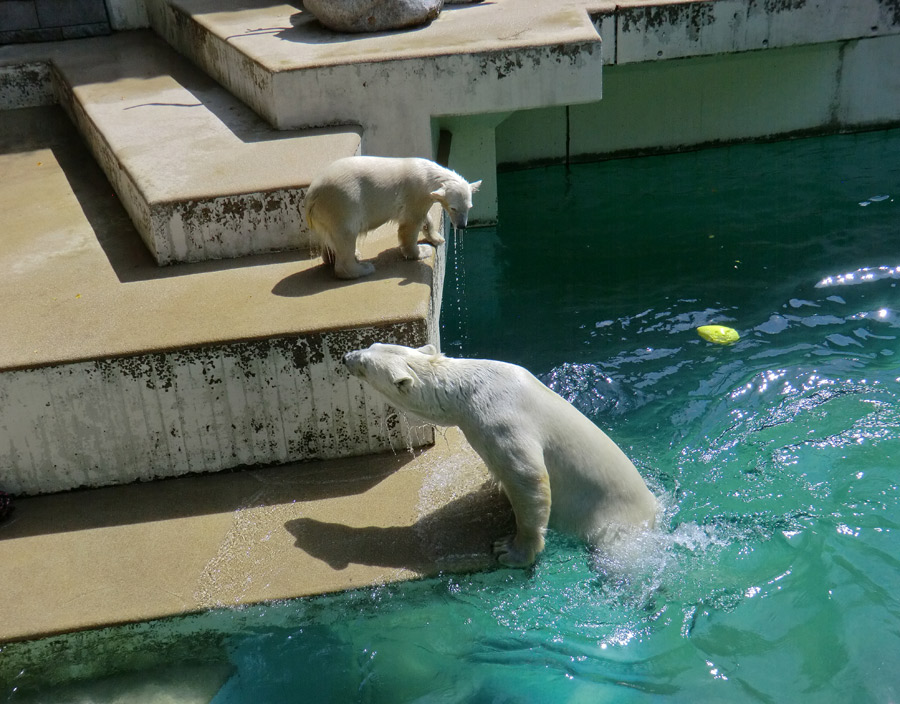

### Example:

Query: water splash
xmin=858 ymin=194 xmax=891 ymax=206
xmin=444 ymin=219 xmax=469 ymax=355
xmin=815 ymin=265 xmax=900 ymax=288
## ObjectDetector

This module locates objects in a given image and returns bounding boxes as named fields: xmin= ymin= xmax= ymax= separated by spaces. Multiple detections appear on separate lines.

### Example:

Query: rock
xmin=303 ymin=0 xmax=444 ymax=33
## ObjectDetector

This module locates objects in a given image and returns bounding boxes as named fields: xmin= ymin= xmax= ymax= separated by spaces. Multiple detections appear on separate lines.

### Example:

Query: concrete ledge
xmin=146 ymin=0 xmax=605 ymax=156
xmin=0 ymin=32 xmax=362 ymax=264
xmin=3 ymin=326 xmax=437 ymax=496
xmin=0 ymin=105 xmax=444 ymax=495
xmin=0 ymin=428 xmax=513 ymax=652
xmin=496 ymin=33 xmax=900 ymax=167
xmin=591 ymin=0 xmax=900 ymax=65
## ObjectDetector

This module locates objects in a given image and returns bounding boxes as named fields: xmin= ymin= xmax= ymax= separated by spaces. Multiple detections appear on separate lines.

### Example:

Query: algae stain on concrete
xmin=620 ymin=3 xmax=716 ymax=36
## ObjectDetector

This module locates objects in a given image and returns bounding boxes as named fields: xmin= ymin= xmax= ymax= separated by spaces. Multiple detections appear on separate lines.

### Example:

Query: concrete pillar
xmin=435 ymin=112 xmax=511 ymax=227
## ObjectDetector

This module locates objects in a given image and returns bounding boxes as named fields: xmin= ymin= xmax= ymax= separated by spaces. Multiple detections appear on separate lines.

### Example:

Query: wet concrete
xmin=0 ymin=427 xmax=512 ymax=644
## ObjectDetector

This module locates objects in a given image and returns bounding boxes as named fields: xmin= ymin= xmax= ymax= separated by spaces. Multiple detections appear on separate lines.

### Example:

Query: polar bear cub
xmin=304 ymin=156 xmax=481 ymax=279
xmin=343 ymin=343 xmax=659 ymax=567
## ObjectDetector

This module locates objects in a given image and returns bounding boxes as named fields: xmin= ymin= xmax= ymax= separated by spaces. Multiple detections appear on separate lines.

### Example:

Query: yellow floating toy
xmin=697 ymin=325 xmax=740 ymax=345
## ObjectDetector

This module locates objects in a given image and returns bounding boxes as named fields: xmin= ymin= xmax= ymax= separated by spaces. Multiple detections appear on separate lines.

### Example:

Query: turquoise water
xmin=6 ymin=130 xmax=900 ymax=702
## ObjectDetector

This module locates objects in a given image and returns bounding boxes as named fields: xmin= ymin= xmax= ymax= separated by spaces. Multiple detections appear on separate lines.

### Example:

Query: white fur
xmin=343 ymin=343 xmax=659 ymax=567
xmin=304 ymin=156 xmax=481 ymax=279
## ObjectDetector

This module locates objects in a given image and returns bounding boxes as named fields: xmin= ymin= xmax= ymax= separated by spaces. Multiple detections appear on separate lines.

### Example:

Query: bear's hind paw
xmin=400 ymin=243 xmax=433 ymax=261
xmin=334 ymin=260 xmax=375 ymax=279
xmin=493 ymin=536 xmax=536 ymax=568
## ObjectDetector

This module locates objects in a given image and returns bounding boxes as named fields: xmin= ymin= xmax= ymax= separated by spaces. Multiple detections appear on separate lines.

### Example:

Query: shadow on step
xmin=40 ymin=106 xmax=316 ymax=283
xmin=0 ymin=451 xmax=416 ymax=541
xmin=272 ymin=248 xmax=435 ymax=297
xmin=285 ymin=481 xmax=514 ymax=573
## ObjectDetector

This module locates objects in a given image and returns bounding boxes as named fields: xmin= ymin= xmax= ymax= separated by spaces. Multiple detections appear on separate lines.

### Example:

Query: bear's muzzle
xmin=343 ymin=350 xmax=365 ymax=377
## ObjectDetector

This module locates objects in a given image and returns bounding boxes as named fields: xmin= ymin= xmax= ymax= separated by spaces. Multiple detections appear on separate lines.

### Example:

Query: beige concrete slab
xmin=0 ymin=32 xmax=363 ymax=195
xmin=166 ymin=0 xmax=604 ymax=70
xmin=0 ymin=105 xmax=438 ymax=371
xmin=53 ymin=32 xmax=360 ymax=203
xmin=1 ymin=32 xmax=364 ymax=264
xmin=0 ymin=427 xmax=512 ymax=644
xmin=150 ymin=0 xmax=607 ymax=159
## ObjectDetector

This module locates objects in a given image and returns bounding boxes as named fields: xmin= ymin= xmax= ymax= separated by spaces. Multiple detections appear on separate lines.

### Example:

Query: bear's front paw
xmin=421 ymin=218 xmax=445 ymax=246
xmin=424 ymin=231 xmax=445 ymax=246
xmin=493 ymin=535 xmax=536 ymax=568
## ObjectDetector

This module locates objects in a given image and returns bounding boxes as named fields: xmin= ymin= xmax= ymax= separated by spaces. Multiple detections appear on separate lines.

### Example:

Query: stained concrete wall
xmin=0 ymin=0 xmax=111 ymax=44
xmin=2 ymin=326 xmax=434 ymax=496
xmin=104 ymin=0 xmax=148 ymax=29
xmin=497 ymin=33 xmax=900 ymax=167
xmin=0 ymin=61 xmax=53 ymax=110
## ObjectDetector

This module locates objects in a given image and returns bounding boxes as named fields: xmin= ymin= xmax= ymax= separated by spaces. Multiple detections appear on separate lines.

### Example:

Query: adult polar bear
xmin=343 ymin=343 xmax=659 ymax=567
xmin=304 ymin=156 xmax=481 ymax=279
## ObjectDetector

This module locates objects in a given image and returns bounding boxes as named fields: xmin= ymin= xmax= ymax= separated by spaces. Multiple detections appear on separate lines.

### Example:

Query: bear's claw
xmin=493 ymin=535 xmax=536 ymax=568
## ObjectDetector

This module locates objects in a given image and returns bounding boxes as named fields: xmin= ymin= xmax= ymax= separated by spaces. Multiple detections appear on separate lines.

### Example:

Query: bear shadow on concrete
xmin=271 ymin=247 xmax=436 ymax=297
xmin=284 ymin=480 xmax=514 ymax=573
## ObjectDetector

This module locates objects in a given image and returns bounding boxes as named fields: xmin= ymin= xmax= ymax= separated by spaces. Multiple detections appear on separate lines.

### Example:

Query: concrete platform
xmin=0 ymin=427 xmax=512 ymax=648
xmin=0 ymin=105 xmax=443 ymax=495
xmin=147 ymin=0 xmax=605 ymax=157
xmin=0 ymin=32 xmax=362 ymax=265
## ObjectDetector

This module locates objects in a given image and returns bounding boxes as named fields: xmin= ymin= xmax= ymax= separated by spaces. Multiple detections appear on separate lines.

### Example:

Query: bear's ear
xmin=390 ymin=369 xmax=415 ymax=392
xmin=469 ymin=180 xmax=482 ymax=193
xmin=429 ymin=186 xmax=448 ymax=205
xmin=416 ymin=344 xmax=437 ymax=356
xmin=396 ymin=377 xmax=413 ymax=392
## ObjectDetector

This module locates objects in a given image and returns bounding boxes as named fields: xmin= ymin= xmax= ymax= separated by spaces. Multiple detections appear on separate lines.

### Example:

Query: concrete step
xmin=0 ymin=31 xmax=361 ymax=265
xmin=0 ymin=105 xmax=443 ymax=496
xmin=0 ymin=427 xmax=509 ymax=648
xmin=145 ymin=0 xmax=604 ymax=221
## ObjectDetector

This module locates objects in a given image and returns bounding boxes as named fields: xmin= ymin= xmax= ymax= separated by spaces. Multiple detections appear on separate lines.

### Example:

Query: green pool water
xmin=6 ymin=130 xmax=900 ymax=703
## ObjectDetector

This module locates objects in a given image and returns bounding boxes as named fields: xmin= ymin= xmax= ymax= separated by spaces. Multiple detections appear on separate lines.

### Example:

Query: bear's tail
xmin=304 ymin=191 xmax=320 ymax=235
xmin=304 ymin=194 xmax=335 ymax=264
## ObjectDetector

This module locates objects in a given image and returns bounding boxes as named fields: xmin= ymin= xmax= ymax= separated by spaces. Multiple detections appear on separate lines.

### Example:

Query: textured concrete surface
xmin=497 ymin=33 xmax=900 ymax=166
xmin=0 ymin=105 xmax=435 ymax=371
xmin=148 ymin=0 xmax=605 ymax=157
xmin=153 ymin=0 xmax=601 ymax=69
xmin=0 ymin=0 xmax=110 ymax=44
xmin=0 ymin=427 xmax=512 ymax=645
xmin=1 ymin=32 xmax=363 ymax=264
xmin=592 ymin=0 xmax=900 ymax=65
xmin=0 ymin=105 xmax=443 ymax=495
